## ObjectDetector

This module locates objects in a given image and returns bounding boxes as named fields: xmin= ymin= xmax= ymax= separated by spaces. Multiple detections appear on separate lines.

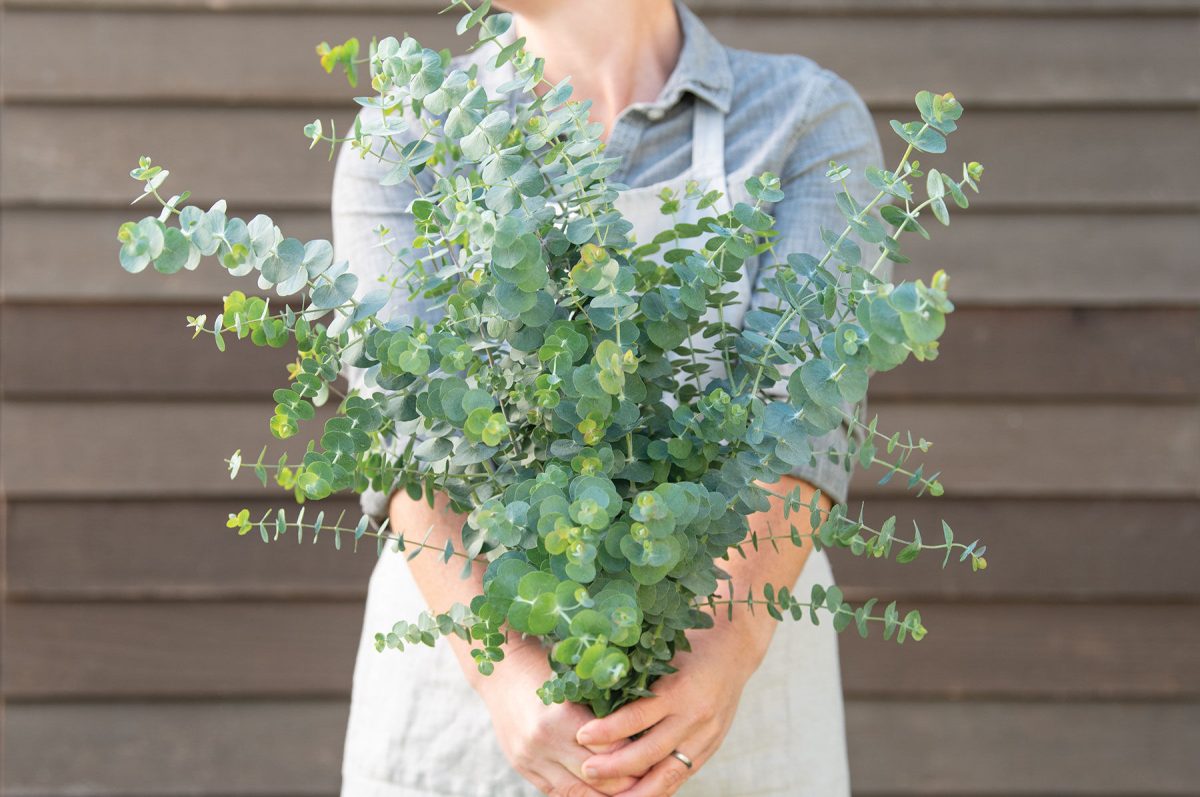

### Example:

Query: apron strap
xmin=691 ymin=96 xmax=727 ymax=179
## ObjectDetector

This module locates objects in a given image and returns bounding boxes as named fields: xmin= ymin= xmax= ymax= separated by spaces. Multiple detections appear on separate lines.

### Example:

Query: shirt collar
xmin=474 ymin=1 xmax=732 ymax=115
xmin=656 ymin=0 xmax=733 ymax=114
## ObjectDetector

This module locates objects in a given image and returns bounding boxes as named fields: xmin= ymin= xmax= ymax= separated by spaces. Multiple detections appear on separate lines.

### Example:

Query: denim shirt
xmin=331 ymin=0 xmax=887 ymax=521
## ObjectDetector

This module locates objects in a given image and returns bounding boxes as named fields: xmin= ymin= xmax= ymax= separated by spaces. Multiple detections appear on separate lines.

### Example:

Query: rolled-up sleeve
xmin=330 ymin=106 xmax=433 ymax=524
xmin=749 ymin=70 xmax=889 ymax=505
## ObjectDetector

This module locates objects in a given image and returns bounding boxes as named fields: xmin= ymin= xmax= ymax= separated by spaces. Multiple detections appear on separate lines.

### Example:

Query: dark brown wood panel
xmin=0 ymin=400 xmax=337 ymax=499
xmin=5 ymin=497 xmax=373 ymax=600
xmin=6 ymin=11 xmax=1196 ymax=106
xmin=845 ymin=700 xmax=1200 ymax=795
xmin=7 ymin=498 xmax=1198 ymax=601
xmin=893 ymin=212 xmax=1200 ymax=307
xmin=839 ymin=603 xmax=1200 ymax=700
xmin=5 ymin=700 xmax=1198 ymax=795
xmin=5 ymin=601 xmax=1196 ymax=699
xmin=3 ymin=701 xmax=348 ymax=797
xmin=4 ymin=106 xmax=1197 ymax=209
xmin=1 ymin=207 xmax=332 ymax=302
xmin=6 ymin=303 xmax=1195 ymax=399
xmin=2 ymin=303 xmax=300 ymax=399
xmin=2 ymin=602 xmax=366 ymax=698
xmin=3 ymin=400 xmax=1197 ymax=498
xmin=874 ymin=307 xmax=1200 ymax=399
xmin=8 ymin=208 xmax=1197 ymax=306
xmin=856 ymin=401 xmax=1200 ymax=498
xmin=831 ymin=497 xmax=1200 ymax=602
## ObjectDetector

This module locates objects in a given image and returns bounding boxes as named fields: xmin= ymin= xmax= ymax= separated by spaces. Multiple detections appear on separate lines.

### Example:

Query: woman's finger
xmin=556 ymin=737 xmax=639 ymax=793
xmin=581 ymin=738 xmax=627 ymax=755
xmin=612 ymin=750 xmax=697 ymax=797
xmin=576 ymin=696 xmax=669 ymax=747
xmin=581 ymin=714 xmax=689 ymax=781
xmin=543 ymin=764 xmax=619 ymax=797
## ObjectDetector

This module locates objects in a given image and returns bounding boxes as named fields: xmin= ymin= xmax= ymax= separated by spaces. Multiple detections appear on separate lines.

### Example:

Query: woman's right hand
xmin=474 ymin=640 xmax=639 ymax=797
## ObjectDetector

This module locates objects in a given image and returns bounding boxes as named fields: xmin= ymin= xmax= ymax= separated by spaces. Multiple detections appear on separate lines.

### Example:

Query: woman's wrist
xmin=464 ymin=634 xmax=548 ymax=696
xmin=706 ymin=605 xmax=778 ymax=681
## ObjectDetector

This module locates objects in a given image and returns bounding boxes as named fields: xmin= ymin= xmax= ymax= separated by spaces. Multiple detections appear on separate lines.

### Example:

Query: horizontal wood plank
xmin=845 ymin=700 xmax=1200 ymax=795
xmin=872 ymin=307 xmax=1199 ymax=399
xmin=3 ymin=106 xmax=1196 ymax=209
xmin=0 ymin=207 xmax=333 ymax=302
xmin=3 ymin=400 xmax=1196 ymax=498
xmin=0 ymin=399 xmax=331 ymax=499
xmin=5 ymin=304 xmax=1194 ymax=399
xmin=830 ymin=497 xmax=1200 ymax=602
xmin=3 ymin=701 xmax=347 ymax=796
xmin=6 ymin=208 xmax=1197 ymax=306
xmin=5 ymin=601 xmax=1195 ymax=699
xmin=893 ymin=212 xmax=1200 ymax=306
xmin=858 ymin=402 xmax=1200 ymax=497
xmin=839 ymin=604 xmax=1200 ymax=700
xmin=7 ymin=497 xmax=1198 ymax=601
xmin=5 ymin=497 xmax=374 ymax=600
xmin=5 ymin=11 xmax=1196 ymax=106
xmin=5 ymin=700 xmax=1198 ymax=795
xmin=3 ymin=602 xmax=366 ymax=699
xmin=2 ymin=303 xmax=302 ymax=399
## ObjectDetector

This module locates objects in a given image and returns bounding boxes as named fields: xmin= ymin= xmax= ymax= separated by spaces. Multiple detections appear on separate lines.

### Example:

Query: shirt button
xmin=646 ymin=108 xmax=664 ymax=121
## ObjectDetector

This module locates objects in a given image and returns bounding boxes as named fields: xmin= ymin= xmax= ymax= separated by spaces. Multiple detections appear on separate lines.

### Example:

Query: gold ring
xmin=669 ymin=750 xmax=694 ymax=769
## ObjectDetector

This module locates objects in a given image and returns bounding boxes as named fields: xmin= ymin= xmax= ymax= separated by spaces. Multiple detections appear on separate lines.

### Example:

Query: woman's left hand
xmin=573 ymin=613 xmax=774 ymax=796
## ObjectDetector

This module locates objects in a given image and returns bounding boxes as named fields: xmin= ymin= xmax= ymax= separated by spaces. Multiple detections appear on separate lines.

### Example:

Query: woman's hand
xmin=475 ymin=639 xmax=640 ymax=797
xmin=573 ymin=475 xmax=823 ymax=795
xmin=386 ymin=489 xmax=637 ymax=795
xmin=574 ymin=614 xmax=774 ymax=796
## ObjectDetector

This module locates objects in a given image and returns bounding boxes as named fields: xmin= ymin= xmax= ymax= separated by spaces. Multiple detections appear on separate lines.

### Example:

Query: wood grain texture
xmin=3 ymin=602 xmax=366 ymax=699
xmin=5 ymin=601 xmax=1195 ymax=699
xmin=2 ymin=303 xmax=300 ymax=398
xmin=3 ymin=400 xmax=1197 ymax=498
xmin=0 ymin=400 xmax=334 ymax=499
xmin=3 ymin=701 xmax=348 ymax=797
xmin=1 ymin=207 xmax=332 ymax=302
xmin=4 ymin=106 xmax=1197 ymax=209
xmin=844 ymin=700 xmax=1200 ymax=795
xmin=5 ymin=700 xmax=1199 ymax=795
xmin=892 ymin=212 xmax=1200 ymax=306
xmin=5 ymin=497 xmax=373 ymax=600
xmin=829 ymin=497 xmax=1200 ymax=602
xmin=6 ymin=303 xmax=1195 ymax=399
xmin=7 ymin=208 xmax=1197 ymax=305
xmin=5 ymin=11 xmax=1196 ymax=105
xmin=7 ymin=497 xmax=1199 ymax=601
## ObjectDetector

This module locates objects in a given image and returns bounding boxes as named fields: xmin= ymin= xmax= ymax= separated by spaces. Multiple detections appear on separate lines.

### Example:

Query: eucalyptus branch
xmin=698 ymin=582 xmax=928 ymax=643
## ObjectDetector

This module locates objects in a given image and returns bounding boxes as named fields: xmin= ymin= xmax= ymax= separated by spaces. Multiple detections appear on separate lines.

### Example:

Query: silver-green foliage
xmin=118 ymin=1 xmax=987 ymax=717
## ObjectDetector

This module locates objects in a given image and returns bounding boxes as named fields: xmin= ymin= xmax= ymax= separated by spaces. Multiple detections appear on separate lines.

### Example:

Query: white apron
xmin=340 ymin=97 xmax=851 ymax=797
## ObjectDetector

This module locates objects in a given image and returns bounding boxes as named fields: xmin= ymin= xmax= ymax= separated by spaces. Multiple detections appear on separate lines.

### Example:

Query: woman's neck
xmin=511 ymin=0 xmax=682 ymax=141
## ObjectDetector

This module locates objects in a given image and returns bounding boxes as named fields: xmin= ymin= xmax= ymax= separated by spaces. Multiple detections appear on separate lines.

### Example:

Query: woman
xmin=331 ymin=1 xmax=885 ymax=794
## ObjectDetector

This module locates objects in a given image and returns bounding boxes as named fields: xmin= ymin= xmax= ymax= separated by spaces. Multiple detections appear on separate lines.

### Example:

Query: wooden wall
xmin=3 ymin=0 xmax=1198 ymax=793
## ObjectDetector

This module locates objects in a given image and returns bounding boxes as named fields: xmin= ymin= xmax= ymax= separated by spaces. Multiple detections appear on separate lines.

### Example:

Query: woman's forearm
xmin=706 ymin=474 xmax=833 ymax=671
xmin=386 ymin=489 xmax=538 ymax=689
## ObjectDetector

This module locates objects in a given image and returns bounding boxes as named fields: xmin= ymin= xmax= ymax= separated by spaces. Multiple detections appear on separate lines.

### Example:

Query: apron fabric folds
xmin=340 ymin=95 xmax=851 ymax=797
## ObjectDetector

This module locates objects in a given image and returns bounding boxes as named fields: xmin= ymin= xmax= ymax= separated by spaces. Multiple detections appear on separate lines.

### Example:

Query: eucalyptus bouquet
xmin=116 ymin=2 xmax=987 ymax=717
